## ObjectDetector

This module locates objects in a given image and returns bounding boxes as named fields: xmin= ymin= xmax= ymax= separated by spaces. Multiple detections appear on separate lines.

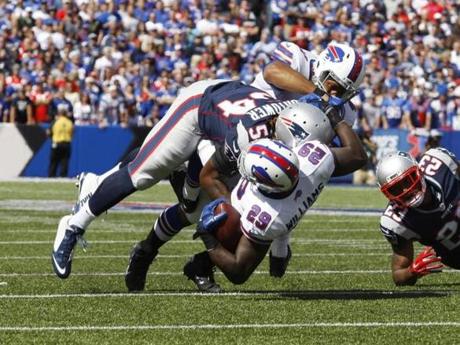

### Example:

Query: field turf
xmin=0 ymin=180 xmax=459 ymax=344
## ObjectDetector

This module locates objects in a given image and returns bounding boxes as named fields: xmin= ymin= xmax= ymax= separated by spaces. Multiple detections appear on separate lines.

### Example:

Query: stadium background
xmin=0 ymin=0 xmax=459 ymax=178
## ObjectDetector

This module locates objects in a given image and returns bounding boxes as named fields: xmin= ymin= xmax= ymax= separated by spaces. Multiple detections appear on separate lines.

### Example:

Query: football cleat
xmin=269 ymin=245 xmax=292 ymax=278
xmin=72 ymin=172 xmax=99 ymax=214
xmin=125 ymin=241 xmax=158 ymax=292
xmin=51 ymin=215 xmax=86 ymax=279
xmin=183 ymin=254 xmax=221 ymax=293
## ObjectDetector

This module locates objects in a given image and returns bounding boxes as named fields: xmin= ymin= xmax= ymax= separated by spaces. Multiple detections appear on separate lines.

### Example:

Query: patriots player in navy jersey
xmin=51 ymin=79 xmax=300 ymax=281
xmin=377 ymin=148 xmax=460 ymax=286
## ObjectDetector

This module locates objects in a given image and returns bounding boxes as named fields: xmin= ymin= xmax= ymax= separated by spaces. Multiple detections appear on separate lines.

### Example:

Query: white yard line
xmin=0 ymin=239 xmax=385 ymax=245
xmin=0 ymin=290 xmax=450 ymax=299
xmin=0 ymin=228 xmax=376 ymax=233
xmin=0 ymin=253 xmax=390 ymax=260
xmin=0 ymin=322 xmax=459 ymax=332
xmin=3 ymin=269 xmax=460 ymax=277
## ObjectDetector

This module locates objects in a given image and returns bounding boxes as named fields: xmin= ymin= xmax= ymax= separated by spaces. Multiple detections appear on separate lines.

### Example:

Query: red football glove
xmin=409 ymin=246 xmax=444 ymax=277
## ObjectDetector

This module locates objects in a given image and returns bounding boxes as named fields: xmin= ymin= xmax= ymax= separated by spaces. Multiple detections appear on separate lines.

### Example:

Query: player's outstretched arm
xmin=329 ymin=121 xmax=367 ymax=176
xmin=264 ymin=61 xmax=324 ymax=98
xmin=391 ymin=241 xmax=443 ymax=286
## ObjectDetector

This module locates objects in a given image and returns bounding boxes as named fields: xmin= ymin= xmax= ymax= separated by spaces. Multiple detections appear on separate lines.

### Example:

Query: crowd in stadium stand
xmin=0 ymin=0 xmax=459 ymax=131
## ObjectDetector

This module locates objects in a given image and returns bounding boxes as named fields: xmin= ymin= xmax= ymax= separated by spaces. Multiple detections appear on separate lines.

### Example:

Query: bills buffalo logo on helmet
xmin=251 ymin=165 xmax=283 ymax=188
xmin=325 ymin=45 xmax=345 ymax=63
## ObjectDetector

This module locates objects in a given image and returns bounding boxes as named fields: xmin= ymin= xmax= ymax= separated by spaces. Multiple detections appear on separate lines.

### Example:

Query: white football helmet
xmin=275 ymin=102 xmax=334 ymax=147
xmin=238 ymin=138 xmax=300 ymax=194
xmin=376 ymin=151 xmax=426 ymax=207
xmin=313 ymin=43 xmax=365 ymax=101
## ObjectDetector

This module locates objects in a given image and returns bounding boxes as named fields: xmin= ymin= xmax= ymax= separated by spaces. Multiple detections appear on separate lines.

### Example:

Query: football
xmin=214 ymin=202 xmax=242 ymax=252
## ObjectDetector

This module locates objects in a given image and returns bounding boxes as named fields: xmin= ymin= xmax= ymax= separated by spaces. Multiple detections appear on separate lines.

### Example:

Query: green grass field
xmin=0 ymin=180 xmax=459 ymax=344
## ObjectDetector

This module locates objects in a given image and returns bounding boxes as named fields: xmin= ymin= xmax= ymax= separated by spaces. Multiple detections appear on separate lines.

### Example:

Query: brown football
xmin=214 ymin=202 xmax=242 ymax=253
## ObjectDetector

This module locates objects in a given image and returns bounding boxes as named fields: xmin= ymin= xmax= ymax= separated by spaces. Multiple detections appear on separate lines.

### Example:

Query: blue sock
xmin=152 ymin=203 xmax=190 ymax=242
xmin=88 ymin=166 xmax=136 ymax=216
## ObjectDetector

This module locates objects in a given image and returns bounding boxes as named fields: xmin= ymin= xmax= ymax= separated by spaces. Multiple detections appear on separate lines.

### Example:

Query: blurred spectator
xmin=29 ymin=82 xmax=52 ymax=123
xmin=48 ymin=105 xmax=73 ymax=177
xmin=49 ymin=88 xmax=73 ymax=122
xmin=377 ymin=80 xmax=413 ymax=130
xmin=353 ymin=128 xmax=378 ymax=186
xmin=98 ymin=84 xmax=126 ymax=127
xmin=426 ymin=84 xmax=450 ymax=129
xmin=10 ymin=89 xmax=34 ymax=124
xmin=74 ymin=92 xmax=96 ymax=125
xmin=0 ymin=0 xmax=457 ymax=132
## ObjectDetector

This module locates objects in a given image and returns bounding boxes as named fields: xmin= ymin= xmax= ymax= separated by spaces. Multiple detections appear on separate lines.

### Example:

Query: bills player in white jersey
xmin=191 ymin=104 xmax=366 ymax=285
xmin=250 ymin=41 xmax=365 ymax=273
xmin=251 ymin=41 xmax=365 ymax=126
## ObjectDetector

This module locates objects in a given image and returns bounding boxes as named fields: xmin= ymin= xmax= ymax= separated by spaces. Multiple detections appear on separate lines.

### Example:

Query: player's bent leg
xmin=183 ymin=251 xmax=221 ymax=293
xmin=125 ymin=204 xmax=191 ymax=291
xmin=269 ymin=245 xmax=292 ymax=278
xmin=51 ymin=215 xmax=86 ymax=279
xmin=73 ymin=172 xmax=100 ymax=214
xmin=269 ymin=234 xmax=292 ymax=278
xmin=125 ymin=240 xmax=158 ymax=292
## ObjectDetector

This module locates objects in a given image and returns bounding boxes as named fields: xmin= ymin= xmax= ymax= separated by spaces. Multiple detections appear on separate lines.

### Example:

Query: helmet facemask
xmin=380 ymin=166 xmax=426 ymax=208
xmin=315 ymin=70 xmax=358 ymax=102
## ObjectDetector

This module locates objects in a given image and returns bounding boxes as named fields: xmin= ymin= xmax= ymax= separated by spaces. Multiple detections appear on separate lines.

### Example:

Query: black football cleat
xmin=125 ymin=241 xmax=157 ymax=292
xmin=183 ymin=254 xmax=221 ymax=293
xmin=269 ymin=245 xmax=292 ymax=278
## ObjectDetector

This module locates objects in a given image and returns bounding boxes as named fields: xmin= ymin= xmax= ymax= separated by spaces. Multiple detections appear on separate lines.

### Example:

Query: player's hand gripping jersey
xmin=231 ymin=140 xmax=335 ymax=244
xmin=380 ymin=148 xmax=460 ymax=267
xmin=198 ymin=80 xmax=297 ymax=172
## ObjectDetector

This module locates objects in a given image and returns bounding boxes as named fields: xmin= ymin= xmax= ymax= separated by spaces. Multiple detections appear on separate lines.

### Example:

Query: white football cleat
xmin=51 ymin=215 xmax=86 ymax=279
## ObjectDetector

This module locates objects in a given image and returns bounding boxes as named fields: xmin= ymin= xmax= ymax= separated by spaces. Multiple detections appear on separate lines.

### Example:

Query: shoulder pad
xmin=424 ymin=148 xmax=458 ymax=175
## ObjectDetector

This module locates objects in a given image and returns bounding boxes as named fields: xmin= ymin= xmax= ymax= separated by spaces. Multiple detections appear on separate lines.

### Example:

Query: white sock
xmin=69 ymin=202 xmax=96 ymax=230
xmin=270 ymin=235 xmax=290 ymax=258
xmin=183 ymin=178 xmax=200 ymax=201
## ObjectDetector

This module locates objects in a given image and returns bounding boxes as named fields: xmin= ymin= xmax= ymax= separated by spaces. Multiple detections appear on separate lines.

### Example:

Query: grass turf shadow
xmin=243 ymin=289 xmax=450 ymax=300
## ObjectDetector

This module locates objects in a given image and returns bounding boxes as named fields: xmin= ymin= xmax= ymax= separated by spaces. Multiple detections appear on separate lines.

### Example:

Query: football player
xmin=250 ymin=41 xmax=365 ymax=275
xmin=189 ymin=103 xmax=367 ymax=286
xmin=51 ymin=79 xmax=301 ymax=279
xmin=124 ymin=102 xmax=345 ymax=292
xmin=377 ymin=149 xmax=460 ymax=286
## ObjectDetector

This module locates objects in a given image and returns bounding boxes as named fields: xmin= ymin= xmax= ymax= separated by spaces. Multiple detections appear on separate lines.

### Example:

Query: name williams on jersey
xmin=286 ymin=182 xmax=324 ymax=231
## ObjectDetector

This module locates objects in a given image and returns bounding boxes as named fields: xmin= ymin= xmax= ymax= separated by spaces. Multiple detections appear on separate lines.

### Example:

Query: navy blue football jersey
xmin=380 ymin=148 xmax=460 ymax=267
xmin=198 ymin=81 xmax=297 ymax=163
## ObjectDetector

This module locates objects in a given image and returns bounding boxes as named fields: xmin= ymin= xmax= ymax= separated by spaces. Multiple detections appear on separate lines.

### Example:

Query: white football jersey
xmin=251 ymin=41 xmax=357 ymax=127
xmin=231 ymin=140 xmax=335 ymax=244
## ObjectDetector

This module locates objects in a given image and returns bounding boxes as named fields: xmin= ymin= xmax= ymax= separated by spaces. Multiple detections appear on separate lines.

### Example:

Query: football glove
xmin=298 ymin=93 xmax=345 ymax=129
xmin=193 ymin=198 xmax=228 ymax=250
xmin=409 ymin=246 xmax=444 ymax=277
